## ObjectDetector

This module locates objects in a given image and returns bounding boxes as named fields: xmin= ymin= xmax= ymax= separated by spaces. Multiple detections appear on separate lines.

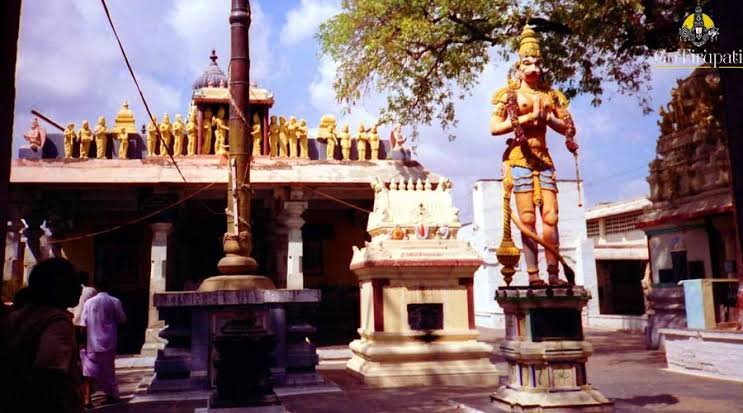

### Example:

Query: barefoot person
xmin=489 ymin=25 xmax=579 ymax=287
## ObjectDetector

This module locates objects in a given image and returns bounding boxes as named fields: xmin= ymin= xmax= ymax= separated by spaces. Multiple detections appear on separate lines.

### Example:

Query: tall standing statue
xmin=268 ymin=115 xmax=279 ymax=157
xmin=159 ymin=114 xmax=173 ymax=156
xmin=78 ymin=120 xmax=93 ymax=158
xmin=186 ymin=111 xmax=198 ymax=156
xmin=213 ymin=107 xmax=229 ymax=156
xmin=369 ymin=125 xmax=380 ymax=160
xmin=287 ymin=116 xmax=299 ymax=158
xmin=298 ymin=118 xmax=309 ymax=159
xmin=172 ymin=114 xmax=185 ymax=156
xmin=251 ymin=113 xmax=262 ymax=156
xmin=356 ymin=122 xmax=368 ymax=160
xmin=325 ymin=123 xmax=337 ymax=160
xmin=202 ymin=108 xmax=214 ymax=154
xmin=94 ymin=116 xmax=108 ymax=159
xmin=63 ymin=123 xmax=77 ymax=159
xmin=490 ymin=25 xmax=579 ymax=287
xmin=117 ymin=127 xmax=129 ymax=159
xmin=340 ymin=123 xmax=352 ymax=160
xmin=278 ymin=115 xmax=289 ymax=157
xmin=146 ymin=116 xmax=159 ymax=157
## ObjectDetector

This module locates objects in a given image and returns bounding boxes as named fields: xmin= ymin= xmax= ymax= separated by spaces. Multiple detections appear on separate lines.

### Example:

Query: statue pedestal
xmin=491 ymin=286 xmax=613 ymax=412
xmin=346 ymin=239 xmax=501 ymax=387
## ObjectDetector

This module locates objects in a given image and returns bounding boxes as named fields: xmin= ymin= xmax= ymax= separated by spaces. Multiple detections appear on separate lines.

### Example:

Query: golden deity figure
xmin=94 ymin=116 xmax=108 ymax=159
xmin=172 ymin=114 xmax=185 ymax=156
xmin=202 ymin=108 xmax=214 ymax=154
xmin=298 ymin=118 xmax=309 ymax=159
xmin=268 ymin=115 xmax=279 ymax=156
xmin=287 ymin=116 xmax=299 ymax=158
xmin=369 ymin=125 xmax=380 ymax=160
xmin=325 ymin=123 xmax=338 ymax=160
xmin=63 ymin=123 xmax=76 ymax=159
xmin=213 ymin=107 xmax=229 ymax=156
xmin=490 ymin=25 xmax=579 ymax=287
xmin=146 ymin=116 xmax=159 ymax=156
xmin=78 ymin=120 xmax=93 ymax=158
xmin=340 ymin=123 xmax=352 ymax=160
xmin=356 ymin=122 xmax=368 ymax=160
xmin=117 ymin=127 xmax=129 ymax=159
xmin=186 ymin=111 xmax=198 ymax=156
xmin=278 ymin=116 xmax=289 ymax=157
xmin=251 ymin=113 xmax=262 ymax=156
xmin=159 ymin=114 xmax=173 ymax=156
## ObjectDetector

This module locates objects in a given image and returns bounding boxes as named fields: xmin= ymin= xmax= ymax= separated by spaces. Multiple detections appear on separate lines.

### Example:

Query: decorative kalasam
xmin=490 ymin=25 xmax=579 ymax=287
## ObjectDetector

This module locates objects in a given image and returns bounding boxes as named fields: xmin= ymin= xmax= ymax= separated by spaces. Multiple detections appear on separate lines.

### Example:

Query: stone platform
xmin=660 ymin=327 xmax=743 ymax=382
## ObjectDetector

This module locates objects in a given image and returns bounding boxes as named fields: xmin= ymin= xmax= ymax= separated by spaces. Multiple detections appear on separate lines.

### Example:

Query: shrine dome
xmin=193 ymin=50 xmax=228 ymax=90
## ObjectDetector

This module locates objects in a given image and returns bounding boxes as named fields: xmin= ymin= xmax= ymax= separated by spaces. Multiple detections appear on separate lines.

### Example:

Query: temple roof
xmin=192 ymin=50 xmax=228 ymax=89
xmin=191 ymin=50 xmax=274 ymax=106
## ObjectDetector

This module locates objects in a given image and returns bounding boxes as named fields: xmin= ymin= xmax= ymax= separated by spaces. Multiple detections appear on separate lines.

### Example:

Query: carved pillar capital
xmin=283 ymin=201 xmax=307 ymax=231
xmin=150 ymin=222 xmax=174 ymax=245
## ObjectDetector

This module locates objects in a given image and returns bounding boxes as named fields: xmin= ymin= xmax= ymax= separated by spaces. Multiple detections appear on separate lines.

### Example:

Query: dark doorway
xmin=605 ymin=260 xmax=646 ymax=315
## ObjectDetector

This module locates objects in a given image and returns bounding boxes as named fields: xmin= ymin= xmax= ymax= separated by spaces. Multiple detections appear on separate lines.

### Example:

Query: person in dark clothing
xmin=0 ymin=257 xmax=84 ymax=413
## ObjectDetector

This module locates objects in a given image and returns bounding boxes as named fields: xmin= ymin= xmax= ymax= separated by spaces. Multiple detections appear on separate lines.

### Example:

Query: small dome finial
xmin=210 ymin=49 xmax=218 ymax=65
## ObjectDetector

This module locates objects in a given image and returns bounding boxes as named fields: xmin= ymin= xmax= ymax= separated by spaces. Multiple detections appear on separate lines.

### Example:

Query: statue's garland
xmin=505 ymin=89 xmax=550 ymax=172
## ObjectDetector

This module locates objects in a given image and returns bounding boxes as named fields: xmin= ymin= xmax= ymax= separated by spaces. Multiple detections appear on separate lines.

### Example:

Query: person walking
xmin=80 ymin=282 xmax=126 ymax=404
xmin=69 ymin=271 xmax=97 ymax=407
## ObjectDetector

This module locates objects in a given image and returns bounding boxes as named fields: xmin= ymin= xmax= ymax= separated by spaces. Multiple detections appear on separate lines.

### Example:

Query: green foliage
xmin=318 ymin=0 xmax=704 ymax=139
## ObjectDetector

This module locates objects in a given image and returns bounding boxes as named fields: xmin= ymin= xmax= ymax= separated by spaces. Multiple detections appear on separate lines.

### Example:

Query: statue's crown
xmin=518 ymin=24 xmax=541 ymax=58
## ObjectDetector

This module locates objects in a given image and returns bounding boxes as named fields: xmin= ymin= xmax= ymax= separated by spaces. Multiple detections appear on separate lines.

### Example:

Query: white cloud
xmin=280 ymin=0 xmax=339 ymax=46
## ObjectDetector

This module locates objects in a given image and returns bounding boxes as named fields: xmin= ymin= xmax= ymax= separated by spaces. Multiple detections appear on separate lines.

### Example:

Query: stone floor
xmin=90 ymin=328 xmax=743 ymax=412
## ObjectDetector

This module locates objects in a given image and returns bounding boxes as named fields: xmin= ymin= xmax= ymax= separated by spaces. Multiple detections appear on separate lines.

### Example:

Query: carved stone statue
xmin=389 ymin=123 xmax=410 ymax=160
xmin=63 ymin=123 xmax=76 ymax=159
xmin=117 ymin=127 xmax=129 ymax=159
xmin=202 ymin=108 xmax=213 ymax=154
xmin=658 ymin=106 xmax=674 ymax=135
xmin=287 ymin=116 xmax=299 ymax=158
xmin=298 ymin=118 xmax=309 ymax=159
xmin=146 ymin=116 xmax=158 ymax=156
xmin=356 ymin=122 xmax=368 ymax=160
xmin=489 ymin=25 xmax=578 ymax=287
xmin=340 ymin=123 xmax=352 ymax=161
xmin=172 ymin=114 xmax=185 ymax=156
xmin=278 ymin=116 xmax=289 ymax=157
xmin=159 ymin=114 xmax=173 ymax=156
xmin=94 ymin=116 xmax=108 ymax=159
xmin=325 ymin=123 xmax=337 ymax=160
xmin=251 ymin=113 xmax=262 ymax=156
xmin=78 ymin=120 xmax=93 ymax=158
xmin=22 ymin=117 xmax=46 ymax=153
xmin=369 ymin=125 xmax=380 ymax=160
xmin=269 ymin=115 xmax=279 ymax=157
xmin=186 ymin=111 xmax=198 ymax=156
xmin=213 ymin=107 xmax=229 ymax=156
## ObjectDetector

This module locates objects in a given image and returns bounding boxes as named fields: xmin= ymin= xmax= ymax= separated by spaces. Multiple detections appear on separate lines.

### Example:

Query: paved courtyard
xmin=92 ymin=328 xmax=743 ymax=413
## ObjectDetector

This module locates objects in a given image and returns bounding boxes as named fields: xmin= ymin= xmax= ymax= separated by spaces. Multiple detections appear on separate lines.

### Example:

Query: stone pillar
xmin=273 ymin=215 xmax=289 ymax=288
xmin=142 ymin=222 xmax=173 ymax=356
xmin=283 ymin=200 xmax=307 ymax=290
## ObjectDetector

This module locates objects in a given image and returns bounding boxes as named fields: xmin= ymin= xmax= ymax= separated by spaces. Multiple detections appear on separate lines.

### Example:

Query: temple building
xmin=3 ymin=51 xmax=433 ymax=353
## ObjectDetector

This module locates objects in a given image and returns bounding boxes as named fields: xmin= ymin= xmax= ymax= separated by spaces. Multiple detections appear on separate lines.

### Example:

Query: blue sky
xmin=12 ymin=0 xmax=692 ymax=222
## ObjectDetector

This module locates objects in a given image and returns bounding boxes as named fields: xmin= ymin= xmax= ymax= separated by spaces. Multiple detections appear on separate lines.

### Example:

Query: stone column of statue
xmin=94 ymin=116 xmax=108 ymax=159
xmin=278 ymin=116 xmax=289 ymax=157
xmin=22 ymin=118 xmax=46 ymax=153
xmin=340 ymin=123 xmax=352 ymax=160
xmin=298 ymin=118 xmax=309 ymax=159
xmin=325 ymin=124 xmax=337 ymax=160
xmin=159 ymin=114 xmax=173 ymax=156
xmin=369 ymin=125 xmax=380 ymax=160
xmin=356 ymin=122 xmax=368 ymax=160
xmin=117 ymin=127 xmax=129 ymax=159
xmin=63 ymin=123 xmax=76 ymax=159
xmin=186 ymin=112 xmax=198 ymax=156
xmin=489 ymin=25 xmax=579 ymax=287
xmin=78 ymin=120 xmax=93 ymax=158
xmin=172 ymin=114 xmax=185 ymax=156
xmin=213 ymin=107 xmax=229 ymax=156
xmin=287 ymin=116 xmax=299 ymax=158
xmin=251 ymin=113 xmax=262 ymax=156
xmin=202 ymin=108 xmax=214 ymax=154
xmin=268 ymin=115 xmax=279 ymax=156
xmin=146 ymin=116 xmax=159 ymax=157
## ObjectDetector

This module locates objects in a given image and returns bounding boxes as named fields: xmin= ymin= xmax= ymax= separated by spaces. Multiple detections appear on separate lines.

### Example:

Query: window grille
xmin=586 ymin=220 xmax=600 ymax=238
xmin=604 ymin=211 xmax=642 ymax=235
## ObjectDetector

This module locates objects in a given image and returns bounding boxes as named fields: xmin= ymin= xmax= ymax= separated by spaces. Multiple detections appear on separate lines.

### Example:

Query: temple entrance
xmin=597 ymin=260 xmax=646 ymax=315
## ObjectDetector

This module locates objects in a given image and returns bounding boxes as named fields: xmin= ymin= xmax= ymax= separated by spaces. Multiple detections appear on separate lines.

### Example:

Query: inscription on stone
xmin=407 ymin=303 xmax=444 ymax=330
